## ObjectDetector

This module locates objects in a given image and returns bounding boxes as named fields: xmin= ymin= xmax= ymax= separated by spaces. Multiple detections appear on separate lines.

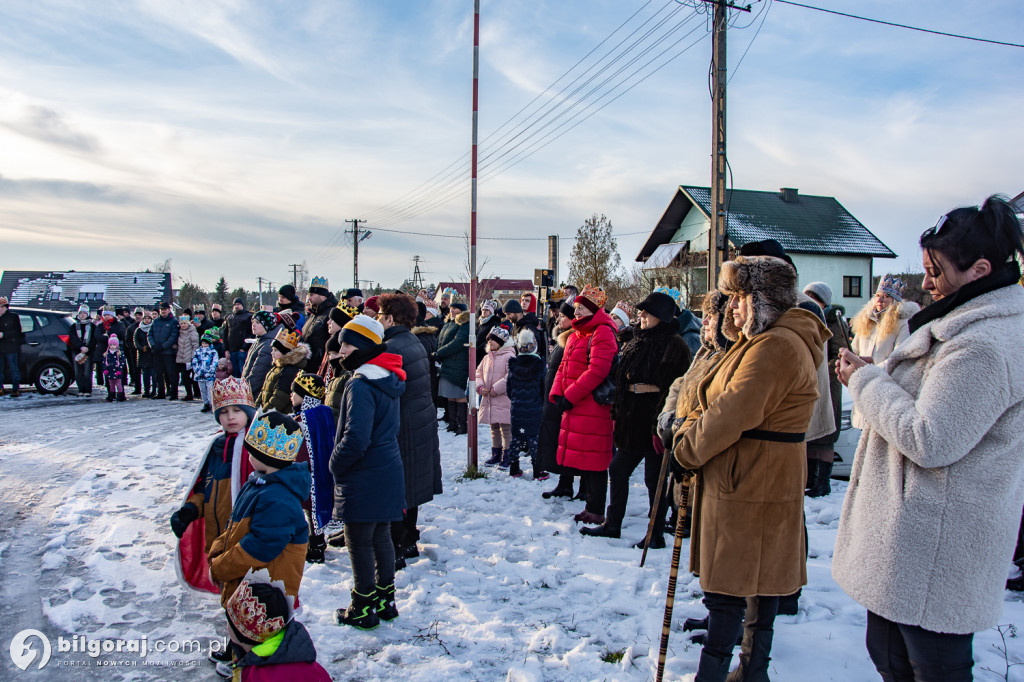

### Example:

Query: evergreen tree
xmin=213 ymin=277 xmax=230 ymax=307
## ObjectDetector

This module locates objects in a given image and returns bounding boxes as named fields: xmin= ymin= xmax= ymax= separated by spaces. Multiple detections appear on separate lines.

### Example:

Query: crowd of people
xmin=17 ymin=194 xmax=1024 ymax=681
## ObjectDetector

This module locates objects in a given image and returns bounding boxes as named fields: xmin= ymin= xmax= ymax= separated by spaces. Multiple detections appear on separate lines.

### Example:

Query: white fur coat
xmin=833 ymin=283 xmax=1024 ymax=634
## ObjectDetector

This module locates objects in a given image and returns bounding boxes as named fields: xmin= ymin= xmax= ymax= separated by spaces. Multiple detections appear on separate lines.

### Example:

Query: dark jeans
xmin=75 ymin=360 xmax=93 ymax=394
xmin=0 ymin=352 xmax=20 ymax=391
xmin=230 ymin=350 xmax=246 ymax=378
xmin=126 ymin=349 xmax=138 ymax=389
xmin=582 ymin=469 xmax=608 ymax=515
xmin=866 ymin=611 xmax=974 ymax=682
xmin=177 ymin=364 xmax=193 ymax=397
xmin=139 ymin=367 xmax=153 ymax=395
xmin=152 ymin=354 xmax=178 ymax=397
xmin=344 ymin=521 xmax=395 ymax=594
xmin=696 ymin=593 xmax=779 ymax=682
xmin=607 ymin=447 xmax=667 ymax=529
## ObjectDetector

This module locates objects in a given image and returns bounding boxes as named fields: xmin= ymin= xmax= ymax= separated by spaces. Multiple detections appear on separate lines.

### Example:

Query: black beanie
xmin=636 ymin=291 xmax=679 ymax=325
xmin=558 ymin=301 xmax=575 ymax=318
xmin=278 ymin=284 xmax=297 ymax=302
xmin=502 ymin=299 xmax=523 ymax=315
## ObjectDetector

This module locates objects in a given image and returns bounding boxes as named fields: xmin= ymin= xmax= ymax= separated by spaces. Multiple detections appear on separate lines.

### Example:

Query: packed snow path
xmin=1 ymin=393 xmax=1022 ymax=680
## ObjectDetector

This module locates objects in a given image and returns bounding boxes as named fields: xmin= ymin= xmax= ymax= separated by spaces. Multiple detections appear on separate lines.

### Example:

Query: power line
xmin=774 ymin=0 xmax=1024 ymax=49
xmin=354 ymin=226 xmax=651 ymax=241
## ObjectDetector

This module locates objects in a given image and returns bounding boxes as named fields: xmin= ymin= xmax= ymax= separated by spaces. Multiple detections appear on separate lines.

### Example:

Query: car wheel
xmin=35 ymin=362 xmax=71 ymax=395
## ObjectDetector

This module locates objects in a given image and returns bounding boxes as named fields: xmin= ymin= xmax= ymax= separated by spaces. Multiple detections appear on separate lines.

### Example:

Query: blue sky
xmin=0 ymin=0 xmax=1021 ymax=293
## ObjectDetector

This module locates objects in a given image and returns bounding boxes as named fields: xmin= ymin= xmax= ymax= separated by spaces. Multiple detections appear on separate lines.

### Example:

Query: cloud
xmin=1 ymin=104 xmax=101 ymax=154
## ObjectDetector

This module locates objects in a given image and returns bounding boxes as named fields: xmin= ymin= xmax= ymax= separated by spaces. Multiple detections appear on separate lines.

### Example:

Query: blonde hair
xmin=851 ymin=294 xmax=902 ymax=341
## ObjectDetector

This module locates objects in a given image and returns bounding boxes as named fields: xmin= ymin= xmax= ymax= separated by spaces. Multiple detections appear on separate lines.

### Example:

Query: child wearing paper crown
xmin=102 ymin=336 xmax=128 ymax=403
xmin=208 ymin=409 xmax=310 ymax=610
xmin=477 ymin=325 xmax=518 ymax=475
xmin=290 ymin=372 xmax=335 ymax=565
xmin=258 ymin=327 xmax=311 ymax=413
xmin=223 ymin=569 xmax=332 ymax=681
xmin=331 ymin=315 xmax=407 ymax=630
xmin=171 ymin=378 xmax=258 ymax=597
xmin=191 ymin=330 xmax=220 ymax=413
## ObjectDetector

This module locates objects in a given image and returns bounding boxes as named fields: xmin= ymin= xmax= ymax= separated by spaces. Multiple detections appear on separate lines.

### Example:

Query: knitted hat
xmin=344 ymin=288 xmax=363 ymax=300
xmin=803 ymin=281 xmax=833 ymax=308
xmin=183 ymin=308 xmax=193 ymax=317
xmin=636 ymin=291 xmax=679 ymax=325
xmin=272 ymin=327 xmax=301 ymax=353
xmin=424 ymin=301 xmax=440 ymax=318
xmin=201 ymin=330 xmax=219 ymax=345
xmin=330 ymin=303 xmax=358 ymax=327
xmin=308 ymin=276 xmax=330 ymax=297
xmin=480 ymin=300 xmax=496 ymax=315
xmin=341 ymin=314 xmax=385 ymax=351
xmin=132 ymin=307 xmax=143 ymax=315
xmin=253 ymin=310 xmax=277 ymax=331
xmin=487 ymin=325 xmax=510 ymax=346
xmin=575 ymin=285 xmax=607 ymax=314
xmin=159 ymin=301 xmax=171 ymax=310
xmin=107 ymin=336 xmax=119 ymax=349
xmin=450 ymin=302 xmax=468 ymax=312
xmin=277 ymin=310 xmax=297 ymax=332
xmin=877 ymin=274 xmax=905 ymax=302
xmin=363 ymin=296 xmax=381 ymax=316
xmin=558 ymin=301 xmax=575 ymax=318
xmin=244 ymin=409 xmax=303 ymax=468
xmin=232 ymin=297 xmax=244 ymax=306
xmin=102 ymin=306 xmax=115 ymax=317
xmin=502 ymin=299 xmax=523 ymax=315
xmin=291 ymin=372 xmax=325 ymax=401
xmin=225 ymin=569 xmax=293 ymax=645
xmin=77 ymin=303 xmax=90 ymax=316
xmin=326 ymin=335 xmax=342 ymax=355
xmin=610 ymin=306 xmax=630 ymax=328
xmin=277 ymin=284 xmax=297 ymax=303
xmin=211 ymin=377 xmax=256 ymax=423
xmin=516 ymin=328 xmax=538 ymax=354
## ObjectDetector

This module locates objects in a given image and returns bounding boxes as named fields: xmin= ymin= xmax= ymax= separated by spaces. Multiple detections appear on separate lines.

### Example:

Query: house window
xmin=843 ymin=276 xmax=862 ymax=298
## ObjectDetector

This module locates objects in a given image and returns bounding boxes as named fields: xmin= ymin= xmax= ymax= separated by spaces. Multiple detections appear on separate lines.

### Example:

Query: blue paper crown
xmin=244 ymin=411 xmax=303 ymax=462
xmin=654 ymin=286 xmax=685 ymax=308
xmin=310 ymin=275 xmax=329 ymax=290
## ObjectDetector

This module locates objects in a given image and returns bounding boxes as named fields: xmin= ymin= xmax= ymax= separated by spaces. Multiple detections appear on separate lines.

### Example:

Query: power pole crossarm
xmin=345 ymin=219 xmax=366 ymax=289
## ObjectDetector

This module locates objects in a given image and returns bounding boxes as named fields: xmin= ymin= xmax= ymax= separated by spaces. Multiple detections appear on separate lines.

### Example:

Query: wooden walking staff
xmin=639 ymin=438 xmax=673 ymax=568
xmin=656 ymin=504 xmax=688 ymax=682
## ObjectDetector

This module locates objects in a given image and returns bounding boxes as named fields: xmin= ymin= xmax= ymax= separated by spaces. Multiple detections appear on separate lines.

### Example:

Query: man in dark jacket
xmin=125 ymin=307 xmax=143 ymax=394
xmin=148 ymin=302 xmax=179 ymax=399
xmin=301 ymin=277 xmax=338 ymax=374
xmin=379 ymin=294 xmax=441 ymax=565
xmin=221 ymin=298 xmax=254 ymax=378
xmin=0 ymin=297 xmax=24 ymax=397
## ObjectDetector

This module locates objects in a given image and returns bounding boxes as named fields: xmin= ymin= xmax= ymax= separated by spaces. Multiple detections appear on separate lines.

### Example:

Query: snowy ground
xmin=1 ymin=391 xmax=1023 ymax=681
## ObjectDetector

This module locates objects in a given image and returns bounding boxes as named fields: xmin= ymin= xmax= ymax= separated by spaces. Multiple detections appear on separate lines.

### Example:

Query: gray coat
xmin=384 ymin=325 xmax=442 ymax=506
xmin=242 ymin=324 xmax=280 ymax=399
xmin=833 ymin=283 xmax=1024 ymax=634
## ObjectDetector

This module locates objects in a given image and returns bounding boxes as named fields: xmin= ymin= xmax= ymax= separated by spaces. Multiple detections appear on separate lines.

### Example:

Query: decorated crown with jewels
xmin=293 ymin=372 xmax=325 ymax=400
xmin=211 ymin=377 xmax=255 ymax=413
xmin=654 ymin=286 xmax=686 ymax=308
xmin=225 ymin=569 xmax=293 ymax=643
xmin=244 ymin=410 xmax=303 ymax=463
xmin=578 ymin=284 xmax=607 ymax=309
xmin=274 ymin=327 xmax=301 ymax=350
xmin=310 ymin=275 xmax=329 ymax=290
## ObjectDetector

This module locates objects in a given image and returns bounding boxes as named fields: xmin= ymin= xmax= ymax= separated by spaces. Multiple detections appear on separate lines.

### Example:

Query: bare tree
xmin=462 ymin=232 xmax=497 ymax=307
xmin=567 ymin=214 xmax=622 ymax=289
xmin=605 ymin=263 xmax=651 ymax=307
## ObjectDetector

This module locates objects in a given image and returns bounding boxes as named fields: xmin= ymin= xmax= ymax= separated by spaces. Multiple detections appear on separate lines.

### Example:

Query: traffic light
xmin=534 ymin=268 xmax=553 ymax=288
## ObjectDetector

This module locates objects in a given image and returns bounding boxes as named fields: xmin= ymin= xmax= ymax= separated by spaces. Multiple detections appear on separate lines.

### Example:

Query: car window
xmin=34 ymin=314 xmax=52 ymax=329
xmin=18 ymin=315 xmax=35 ymax=333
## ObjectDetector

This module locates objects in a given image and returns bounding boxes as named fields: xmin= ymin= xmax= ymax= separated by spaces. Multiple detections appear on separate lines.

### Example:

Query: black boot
xmin=634 ymin=531 xmax=666 ymax=550
xmin=579 ymin=521 xmax=621 ymax=538
xmin=542 ymin=475 xmax=574 ymax=500
xmin=454 ymin=402 xmax=468 ymax=435
xmin=508 ymin=451 xmax=523 ymax=478
xmin=726 ymin=630 xmax=774 ymax=682
xmin=807 ymin=459 xmax=833 ymax=498
xmin=776 ymin=591 xmax=799 ymax=616
xmin=375 ymin=583 xmax=399 ymax=622
xmin=445 ymin=400 xmax=458 ymax=432
xmin=694 ymin=648 xmax=734 ymax=682
xmin=804 ymin=458 xmax=818 ymax=493
xmin=335 ymin=590 xmax=380 ymax=630
xmin=105 ymin=389 xmax=115 ymax=402
xmin=683 ymin=616 xmax=709 ymax=632
xmin=116 ymin=391 xmax=126 ymax=402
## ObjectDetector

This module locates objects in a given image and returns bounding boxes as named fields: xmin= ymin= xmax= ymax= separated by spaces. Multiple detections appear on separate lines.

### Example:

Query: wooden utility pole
xmin=288 ymin=264 xmax=300 ymax=290
xmin=708 ymin=0 xmax=730 ymax=293
xmin=345 ymin=219 xmax=365 ymax=288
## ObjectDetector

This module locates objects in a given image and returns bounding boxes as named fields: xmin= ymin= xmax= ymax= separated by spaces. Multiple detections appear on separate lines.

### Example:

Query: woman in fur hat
xmin=835 ymin=196 xmax=1024 ymax=681
xmin=848 ymin=274 xmax=920 ymax=428
xmin=674 ymin=255 xmax=829 ymax=681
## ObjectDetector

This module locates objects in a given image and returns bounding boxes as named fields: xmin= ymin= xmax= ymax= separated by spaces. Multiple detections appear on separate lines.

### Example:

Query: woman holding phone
xmin=834 ymin=195 xmax=1024 ymax=681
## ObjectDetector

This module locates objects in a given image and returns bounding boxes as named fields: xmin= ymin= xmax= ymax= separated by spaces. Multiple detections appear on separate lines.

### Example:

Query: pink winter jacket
xmin=476 ymin=342 xmax=515 ymax=425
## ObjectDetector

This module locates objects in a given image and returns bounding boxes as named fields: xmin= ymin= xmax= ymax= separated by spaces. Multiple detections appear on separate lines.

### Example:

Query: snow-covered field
xmin=1 ymin=391 xmax=1023 ymax=681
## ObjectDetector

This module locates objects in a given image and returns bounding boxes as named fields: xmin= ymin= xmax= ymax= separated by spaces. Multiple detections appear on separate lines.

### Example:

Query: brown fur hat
xmin=718 ymin=255 xmax=798 ymax=338
xmin=701 ymin=290 xmax=737 ymax=347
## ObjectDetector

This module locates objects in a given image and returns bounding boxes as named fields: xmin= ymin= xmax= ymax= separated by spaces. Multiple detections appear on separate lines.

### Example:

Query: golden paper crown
xmin=274 ymin=327 xmax=301 ymax=350
xmin=578 ymin=284 xmax=607 ymax=309
xmin=244 ymin=410 xmax=303 ymax=463
xmin=335 ymin=302 xmax=359 ymax=319
xmin=211 ymin=377 xmax=255 ymax=413
xmin=293 ymin=372 xmax=325 ymax=400
xmin=548 ymin=288 xmax=566 ymax=302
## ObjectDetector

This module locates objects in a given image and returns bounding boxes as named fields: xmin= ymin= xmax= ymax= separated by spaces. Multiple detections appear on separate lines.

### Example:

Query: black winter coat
xmin=300 ymin=293 xmax=338 ymax=373
xmin=124 ymin=320 xmax=139 ymax=353
xmin=221 ymin=310 xmax=253 ymax=353
xmin=148 ymin=315 xmax=179 ymax=356
xmin=507 ymin=353 xmax=545 ymax=440
xmin=134 ymin=325 xmax=154 ymax=368
xmin=91 ymin=318 xmax=126 ymax=361
xmin=537 ymin=329 xmax=578 ymax=475
xmin=0 ymin=309 xmax=24 ymax=355
xmin=411 ymin=324 xmax=440 ymax=405
xmin=385 ymin=325 xmax=442 ymax=505
xmin=612 ymin=321 xmax=691 ymax=452
xmin=69 ymin=319 xmax=99 ymax=357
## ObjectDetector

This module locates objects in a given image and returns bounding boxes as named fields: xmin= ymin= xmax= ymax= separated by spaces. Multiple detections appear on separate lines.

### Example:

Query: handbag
xmin=586 ymin=333 xmax=618 ymax=406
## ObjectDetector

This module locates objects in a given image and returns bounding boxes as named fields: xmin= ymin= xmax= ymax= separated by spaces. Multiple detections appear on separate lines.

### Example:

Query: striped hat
xmin=341 ymin=314 xmax=384 ymax=351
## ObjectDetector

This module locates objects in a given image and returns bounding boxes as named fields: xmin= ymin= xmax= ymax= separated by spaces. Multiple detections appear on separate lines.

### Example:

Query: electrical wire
xmin=773 ymin=0 xmax=1024 ymax=49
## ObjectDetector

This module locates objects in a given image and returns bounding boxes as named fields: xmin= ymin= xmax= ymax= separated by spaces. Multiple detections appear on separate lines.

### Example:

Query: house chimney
xmin=780 ymin=187 xmax=799 ymax=203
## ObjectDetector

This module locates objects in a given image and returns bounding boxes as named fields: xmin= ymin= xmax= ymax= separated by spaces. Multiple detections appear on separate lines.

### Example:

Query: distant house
xmin=435 ymin=278 xmax=535 ymax=304
xmin=0 ymin=271 xmax=173 ymax=312
xmin=636 ymin=186 xmax=896 ymax=312
xmin=1012 ymin=190 xmax=1024 ymax=219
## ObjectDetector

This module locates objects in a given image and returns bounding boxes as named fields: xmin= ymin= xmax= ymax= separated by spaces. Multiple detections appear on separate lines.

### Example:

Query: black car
xmin=4 ymin=307 xmax=75 ymax=394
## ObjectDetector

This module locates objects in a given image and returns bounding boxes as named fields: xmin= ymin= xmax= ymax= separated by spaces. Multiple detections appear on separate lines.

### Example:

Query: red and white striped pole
xmin=466 ymin=0 xmax=480 ymax=468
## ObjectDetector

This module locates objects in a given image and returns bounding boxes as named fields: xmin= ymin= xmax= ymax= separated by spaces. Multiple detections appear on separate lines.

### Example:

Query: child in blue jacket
xmin=191 ymin=330 xmax=220 ymax=413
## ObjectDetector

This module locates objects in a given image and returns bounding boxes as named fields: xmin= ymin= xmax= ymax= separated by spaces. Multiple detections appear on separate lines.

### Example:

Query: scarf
xmin=341 ymin=343 xmax=387 ymax=373
xmin=908 ymin=261 xmax=1021 ymax=334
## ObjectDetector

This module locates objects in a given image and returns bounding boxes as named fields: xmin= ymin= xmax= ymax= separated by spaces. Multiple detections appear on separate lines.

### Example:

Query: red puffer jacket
xmin=550 ymin=308 xmax=618 ymax=471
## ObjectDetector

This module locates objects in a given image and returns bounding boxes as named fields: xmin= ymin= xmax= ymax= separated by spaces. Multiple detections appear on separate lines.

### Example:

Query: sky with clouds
xmin=1 ymin=0 xmax=1021 ymax=293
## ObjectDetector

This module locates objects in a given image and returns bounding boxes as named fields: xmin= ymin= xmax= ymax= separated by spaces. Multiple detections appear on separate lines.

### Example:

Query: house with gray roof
xmin=636 ymin=185 xmax=896 ymax=312
xmin=0 ymin=270 xmax=172 ymax=313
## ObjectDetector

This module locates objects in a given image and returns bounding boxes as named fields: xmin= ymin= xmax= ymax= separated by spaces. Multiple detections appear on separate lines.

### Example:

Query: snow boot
xmin=497 ymin=448 xmax=511 ymax=470
xmin=683 ymin=616 xmax=709 ymax=632
xmin=484 ymin=447 xmax=502 ymax=466
xmin=542 ymin=475 xmax=574 ymax=499
xmin=508 ymin=451 xmax=523 ymax=478
xmin=375 ymin=583 xmax=399 ymax=622
xmin=726 ymin=630 xmax=774 ymax=682
xmin=105 ymin=389 xmax=115 ymax=402
xmin=116 ymin=391 xmax=126 ymax=402
xmin=403 ymin=544 xmax=419 ymax=559
xmin=200 ymin=403 xmax=212 ymax=413
xmin=208 ymin=647 xmax=232 ymax=664
xmin=326 ymin=528 xmax=346 ymax=548
xmin=336 ymin=590 xmax=380 ymax=630
xmin=445 ymin=400 xmax=458 ymax=432
xmin=804 ymin=458 xmax=818 ymax=493
xmin=305 ymin=544 xmax=325 ymax=564
xmin=694 ymin=648 xmax=734 ymax=682
xmin=776 ymin=590 xmax=799 ymax=616
xmin=807 ymin=460 xmax=833 ymax=498
xmin=634 ymin=532 xmax=666 ymax=550
xmin=454 ymin=402 xmax=468 ymax=435
xmin=1007 ymin=574 xmax=1024 ymax=591
xmin=579 ymin=521 xmax=621 ymax=539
